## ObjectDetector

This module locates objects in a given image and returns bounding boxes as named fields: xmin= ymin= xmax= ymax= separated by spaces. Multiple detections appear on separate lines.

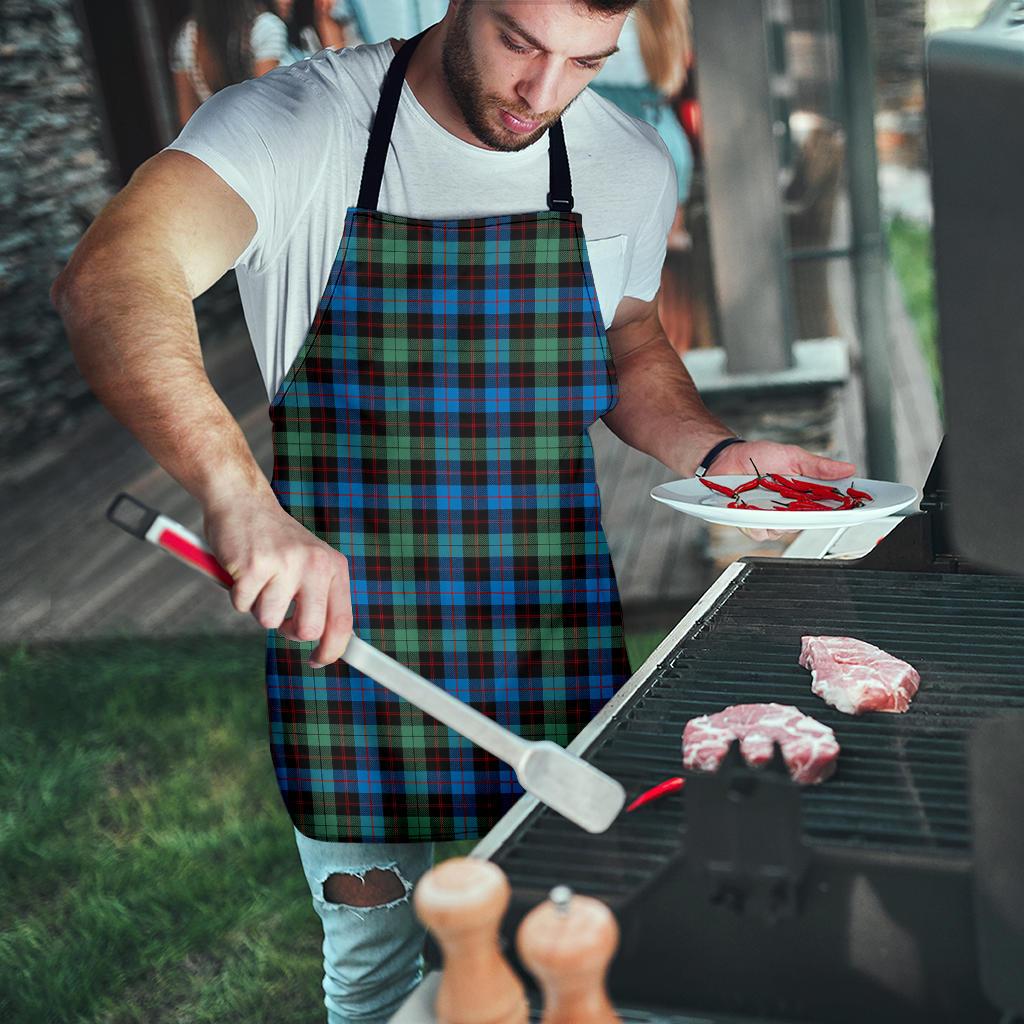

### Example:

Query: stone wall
xmin=0 ymin=0 xmax=116 ymax=465
xmin=0 ymin=0 xmax=245 ymax=468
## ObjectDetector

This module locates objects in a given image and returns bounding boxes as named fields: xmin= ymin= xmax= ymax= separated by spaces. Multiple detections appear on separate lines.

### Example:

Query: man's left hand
xmin=707 ymin=440 xmax=857 ymax=543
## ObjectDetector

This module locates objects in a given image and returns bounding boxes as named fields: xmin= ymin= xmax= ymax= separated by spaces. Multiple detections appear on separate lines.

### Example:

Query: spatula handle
xmin=342 ymin=636 xmax=530 ymax=767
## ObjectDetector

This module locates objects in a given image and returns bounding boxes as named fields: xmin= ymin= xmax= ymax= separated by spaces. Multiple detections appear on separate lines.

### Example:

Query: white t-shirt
xmin=166 ymin=40 xmax=677 ymax=400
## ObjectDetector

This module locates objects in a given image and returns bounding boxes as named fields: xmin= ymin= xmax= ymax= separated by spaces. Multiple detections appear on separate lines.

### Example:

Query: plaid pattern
xmin=266 ymin=208 xmax=630 ymax=842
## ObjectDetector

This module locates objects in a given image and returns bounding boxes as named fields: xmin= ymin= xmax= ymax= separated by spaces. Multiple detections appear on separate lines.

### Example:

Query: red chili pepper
xmin=734 ymin=478 xmax=762 ymax=494
xmin=699 ymin=478 xmax=737 ymax=498
xmin=780 ymin=498 xmax=833 ymax=511
xmin=626 ymin=776 xmax=686 ymax=812
xmin=762 ymin=480 xmax=819 ymax=501
xmin=847 ymin=485 xmax=873 ymax=502
xmin=776 ymin=474 xmax=844 ymax=498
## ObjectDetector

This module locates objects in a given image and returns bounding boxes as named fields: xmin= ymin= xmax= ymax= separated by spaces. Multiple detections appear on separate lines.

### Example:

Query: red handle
xmin=156 ymin=526 xmax=234 ymax=589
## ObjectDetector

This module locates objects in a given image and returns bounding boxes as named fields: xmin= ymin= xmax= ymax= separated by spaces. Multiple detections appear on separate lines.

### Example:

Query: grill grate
xmin=493 ymin=563 xmax=1024 ymax=899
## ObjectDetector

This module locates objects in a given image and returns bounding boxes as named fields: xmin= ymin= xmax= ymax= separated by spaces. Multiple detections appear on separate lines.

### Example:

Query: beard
xmin=441 ymin=4 xmax=569 ymax=151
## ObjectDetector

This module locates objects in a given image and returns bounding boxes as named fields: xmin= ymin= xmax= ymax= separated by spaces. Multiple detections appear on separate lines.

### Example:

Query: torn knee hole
xmin=323 ymin=868 xmax=407 ymax=908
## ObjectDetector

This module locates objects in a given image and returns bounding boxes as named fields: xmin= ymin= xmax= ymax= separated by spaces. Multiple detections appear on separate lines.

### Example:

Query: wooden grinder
xmin=516 ymin=885 xmax=621 ymax=1024
xmin=413 ymin=857 xmax=528 ymax=1024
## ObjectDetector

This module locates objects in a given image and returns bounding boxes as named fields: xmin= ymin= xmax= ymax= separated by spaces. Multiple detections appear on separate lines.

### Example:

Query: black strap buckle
xmin=546 ymin=191 xmax=574 ymax=213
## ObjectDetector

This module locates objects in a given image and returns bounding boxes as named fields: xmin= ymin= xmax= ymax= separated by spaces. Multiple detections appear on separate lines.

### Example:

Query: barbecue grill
xmin=462 ymin=9 xmax=1024 ymax=1022
xmin=470 ymin=445 xmax=1024 ymax=1022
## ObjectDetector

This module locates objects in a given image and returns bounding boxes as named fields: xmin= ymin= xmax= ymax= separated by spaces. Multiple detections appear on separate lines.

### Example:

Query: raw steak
xmin=799 ymin=636 xmax=920 ymax=716
xmin=682 ymin=703 xmax=840 ymax=785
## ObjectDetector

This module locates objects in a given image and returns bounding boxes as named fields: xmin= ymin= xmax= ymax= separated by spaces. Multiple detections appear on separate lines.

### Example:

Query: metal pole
xmin=129 ymin=0 xmax=177 ymax=148
xmin=690 ymin=0 xmax=795 ymax=374
xmin=836 ymin=0 xmax=898 ymax=480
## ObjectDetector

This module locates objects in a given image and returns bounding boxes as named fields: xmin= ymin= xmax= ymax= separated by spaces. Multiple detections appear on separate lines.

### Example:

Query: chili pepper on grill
xmin=625 ymin=776 xmax=686 ymax=812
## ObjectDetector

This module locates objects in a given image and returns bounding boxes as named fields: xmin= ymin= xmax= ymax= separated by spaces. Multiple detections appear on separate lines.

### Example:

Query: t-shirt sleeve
xmin=623 ymin=137 xmax=678 ymax=302
xmin=164 ymin=64 xmax=338 ymax=273
xmin=251 ymin=11 xmax=289 ymax=63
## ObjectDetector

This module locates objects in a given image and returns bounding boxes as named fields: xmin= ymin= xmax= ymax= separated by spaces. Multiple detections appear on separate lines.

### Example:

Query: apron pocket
xmin=584 ymin=234 xmax=628 ymax=330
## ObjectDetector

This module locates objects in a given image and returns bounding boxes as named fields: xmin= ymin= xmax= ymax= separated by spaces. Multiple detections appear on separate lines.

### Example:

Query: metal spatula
xmin=107 ymin=493 xmax=626 ymax=834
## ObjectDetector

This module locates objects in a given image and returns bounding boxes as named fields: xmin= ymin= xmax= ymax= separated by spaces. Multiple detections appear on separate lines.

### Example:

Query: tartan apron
xmin=266 ymin=29 xmax=630 ymax=842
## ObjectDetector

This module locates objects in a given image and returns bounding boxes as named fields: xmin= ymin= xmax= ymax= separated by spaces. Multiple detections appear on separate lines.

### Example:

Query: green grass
xmin=886 ymin=215 xmax=943 ymax=414
xmin=1 ymin=629 xmax=667 ymax=1022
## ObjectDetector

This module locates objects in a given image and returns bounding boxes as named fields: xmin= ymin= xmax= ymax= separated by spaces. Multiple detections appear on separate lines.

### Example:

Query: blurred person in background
xmin=170 ymin=0 xmax=289 ymax=128
xmin=592 ymin=0 xmax=693 ymax=349
xmin=275 ymin=0 xmax=352 ymax=63
xmin=592 ymin=0 xmax=693 ymax=242
xmin=338 ymin=0 xmax=448 ymax=43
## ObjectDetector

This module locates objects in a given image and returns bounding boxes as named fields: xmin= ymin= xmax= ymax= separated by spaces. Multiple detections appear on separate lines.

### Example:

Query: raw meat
xmin=682 ymin=703 xmax=840 ymax=785
xmin=799 ymin=635 xmax=920 ymax=716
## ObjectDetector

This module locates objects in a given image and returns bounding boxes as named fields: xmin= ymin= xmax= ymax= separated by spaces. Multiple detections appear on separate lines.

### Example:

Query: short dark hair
xmin=575 ymin=0 xmax=640 ymax=15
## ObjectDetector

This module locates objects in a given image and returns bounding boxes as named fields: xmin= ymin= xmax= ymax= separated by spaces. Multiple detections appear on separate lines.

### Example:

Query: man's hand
xmin=203 ymin=494 xmax=353 ymax=669
xmin=709 ymin=440 xmax=857 ymax=543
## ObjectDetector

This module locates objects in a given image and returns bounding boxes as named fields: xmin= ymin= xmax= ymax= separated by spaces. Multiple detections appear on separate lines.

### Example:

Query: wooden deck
xmin=1 ymin=235 xmax=941 ymax=644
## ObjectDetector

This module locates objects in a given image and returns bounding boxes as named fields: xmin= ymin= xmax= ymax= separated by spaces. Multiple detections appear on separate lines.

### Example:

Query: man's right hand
xmin=203 ymin=493 xmax=353 ymax=669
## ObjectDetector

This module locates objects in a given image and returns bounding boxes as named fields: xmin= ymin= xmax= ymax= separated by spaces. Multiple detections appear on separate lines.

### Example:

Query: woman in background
xmin=591 ymin=0 xmax=696 ymax=350
xmin=276 ymin=0 xmax=350 ymax=64
xmin=591 ymin=0 xmax=693 ymax=216
xmin=170 ymin=0 xmax=289 ymax=128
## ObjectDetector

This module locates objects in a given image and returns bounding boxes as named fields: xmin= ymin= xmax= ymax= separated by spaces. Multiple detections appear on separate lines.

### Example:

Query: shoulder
xmin=569 ymin=89 xmax=674 ymax=193
xmin=197 ymin=39 xmax=390 ymax=133
xmin=289 ymin=39 xmax=394 ymax=129
xmin=300 ymin=38 xmax=392 ymax=94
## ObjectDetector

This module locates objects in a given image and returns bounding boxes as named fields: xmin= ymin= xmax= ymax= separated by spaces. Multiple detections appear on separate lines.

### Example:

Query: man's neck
xmin=390 ymin=26 xmax=503 ymax=151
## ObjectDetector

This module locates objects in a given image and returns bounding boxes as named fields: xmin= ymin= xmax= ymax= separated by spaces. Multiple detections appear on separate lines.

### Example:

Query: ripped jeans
xmin=292 ymin=827 xmax=435 ymax=1024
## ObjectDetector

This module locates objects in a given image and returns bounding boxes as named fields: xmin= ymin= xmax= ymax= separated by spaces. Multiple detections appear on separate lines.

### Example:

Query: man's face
xmin=441 ymin=1 xmax=627 ymax=151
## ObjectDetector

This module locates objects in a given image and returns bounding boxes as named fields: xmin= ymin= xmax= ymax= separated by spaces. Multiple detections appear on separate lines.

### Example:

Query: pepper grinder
xmin=413 ymin=857 xmax=528 ymax=1024
xmin=516 ymin=885 xmax=621 ymax=1024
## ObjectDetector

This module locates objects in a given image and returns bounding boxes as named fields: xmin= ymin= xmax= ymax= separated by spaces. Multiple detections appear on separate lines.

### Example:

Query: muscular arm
xmin=51 ymin=150 xmax=354 ymax=663
xmin=602 ymin=294 xmax=734 ymax=477
xmin=51 ymin=150 xmax=265 ymax=510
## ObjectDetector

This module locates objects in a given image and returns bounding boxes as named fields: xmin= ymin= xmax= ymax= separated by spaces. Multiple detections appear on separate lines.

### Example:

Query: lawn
xmin=0 ymin=631 xmax=665 ymax=1023
xmin=886 ymin=215 xmax=942 ymax=413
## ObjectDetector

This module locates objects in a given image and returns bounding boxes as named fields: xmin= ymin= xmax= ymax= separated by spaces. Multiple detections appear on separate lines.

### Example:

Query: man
xmin=52 ymin=2 xmax=855 ymax=1020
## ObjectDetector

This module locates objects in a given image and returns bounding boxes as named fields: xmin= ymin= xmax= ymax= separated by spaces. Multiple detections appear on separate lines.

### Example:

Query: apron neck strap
xmin=546 ymin=119 xmax=573 ymax=213
xmin=357 ymin=29 xmax=575 ymax=215
xmin=357 ymin=29 xmax=428 ymax=211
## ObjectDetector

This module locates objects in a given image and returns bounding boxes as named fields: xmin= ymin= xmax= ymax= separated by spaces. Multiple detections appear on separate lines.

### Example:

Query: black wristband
xmin=695 ymin=437 xmax=745 ymax=478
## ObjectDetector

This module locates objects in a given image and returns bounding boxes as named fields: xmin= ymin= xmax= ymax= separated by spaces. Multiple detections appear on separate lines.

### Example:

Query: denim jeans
xmin=292 ymin=826 xmax=436 ymax=1024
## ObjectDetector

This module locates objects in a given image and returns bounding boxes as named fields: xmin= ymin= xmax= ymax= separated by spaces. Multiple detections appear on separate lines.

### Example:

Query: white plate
xmin=650 ymin=476 xmax=920 ymax=530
